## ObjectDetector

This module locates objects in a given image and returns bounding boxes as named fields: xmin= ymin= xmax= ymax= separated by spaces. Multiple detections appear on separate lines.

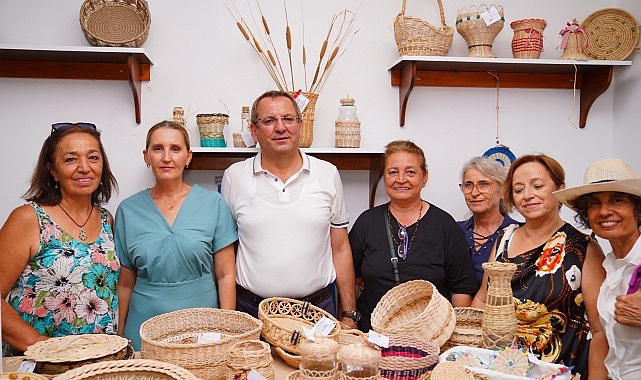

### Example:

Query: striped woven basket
xmin=510 ymin=18 xmax=546 ymax=59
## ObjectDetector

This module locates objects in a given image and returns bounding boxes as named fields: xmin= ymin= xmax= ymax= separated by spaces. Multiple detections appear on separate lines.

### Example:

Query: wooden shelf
xmin=389 ymin=56 xmax=631 ymax=128
xmin=190 ymin=148 xmax=384 ymax=208
xmin=0 ymin=44 xmax=152 ymax=124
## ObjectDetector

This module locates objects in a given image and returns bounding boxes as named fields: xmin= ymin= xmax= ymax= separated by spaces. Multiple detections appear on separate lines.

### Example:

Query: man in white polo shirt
xmin=222 ymin=90 xmax=358 ymax=328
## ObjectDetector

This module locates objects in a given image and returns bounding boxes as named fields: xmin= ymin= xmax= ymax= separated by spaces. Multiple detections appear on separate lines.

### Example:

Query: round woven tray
xmin=79 ymin=0 xmax=151 ymax=47
xmin=430 ymin=361 xmax=474 ymax=380
xmin=51 ymin=359 xmax=198 ymax=380
xmin=582 ymin=8 xmax=640 ymax=60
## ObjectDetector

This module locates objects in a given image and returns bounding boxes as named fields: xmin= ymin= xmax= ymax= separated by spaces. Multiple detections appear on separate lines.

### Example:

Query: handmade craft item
xmin=50 ymin=359 xmax=199 ymax=380
xmin=196 ymin=113 xmax=228 ymax=147
xmin=456 ymin=4 xmax=505 ymax=58
xmin=338 ymin=342 xmax=380 ymax=380
xmin=510 ymin=18 xmax=546 ymax=59
xmin=335 ymin=96 xmax=361 ymax=148
xmin=559 ymin=19 xmax=590 ymax=60
xmin=79 ymin=0 xmax=151 ymax=47
xmin=299 ymin=337 xmax=339 ymax=380
xmin=582 ymin=8 xmax=640 ymax=60
xmin=442 ymin=307 xmax=484 ymax=352
xmin=481 ymin=262 xmax=518 ymax=349
xmin=394 ymin=0 xmax=454 ymax=56
xmin=226 ymin=340 xmax=275 ymax=380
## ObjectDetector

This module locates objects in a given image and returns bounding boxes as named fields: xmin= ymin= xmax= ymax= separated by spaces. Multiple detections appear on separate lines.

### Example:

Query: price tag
xmin=240 ymin=129 xmax=256 ymax=147
xmin=247 ymin=369 xmax=267 ymax=380
xmin=311 ymin=316 xmax=337 ymax=336
xmin=367 ymin=330 xmax=389 ymax=348
xmin=481 ymin=7 xmax=502 ymax=25
xmin=294 ymin=92 xmax=310 ymax=113
xmin=17 ymin=360 xmax=36 ymax=372
xmin=198 ymin=332 xmax=222 ymax=343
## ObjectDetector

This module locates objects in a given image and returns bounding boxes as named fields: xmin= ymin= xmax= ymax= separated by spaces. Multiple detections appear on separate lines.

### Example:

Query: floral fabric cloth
xmin=6 ymin=202 xmax=119 ymax=348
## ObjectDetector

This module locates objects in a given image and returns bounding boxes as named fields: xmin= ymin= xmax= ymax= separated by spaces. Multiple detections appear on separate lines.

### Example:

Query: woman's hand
xmin=615 ymin=289 xmax=641 ymax=327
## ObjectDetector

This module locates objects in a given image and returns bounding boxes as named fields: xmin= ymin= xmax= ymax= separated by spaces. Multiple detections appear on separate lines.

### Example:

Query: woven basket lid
xmin=430 ymin=361 xmax=474 ymax=380
xmin=24 ymin=334 xmax=129 ymax=364
xmin=582 ymin=8 xmax=639 ymax=60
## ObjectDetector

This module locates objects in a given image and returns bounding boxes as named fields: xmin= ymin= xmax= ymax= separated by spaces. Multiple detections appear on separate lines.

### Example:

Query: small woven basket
xmin=196 ymin=113 xmax=228 ymax=147
xmin=140 ymin=307 xmax=263 ymax=380
xmin=442 ymin=307 xmax=484 ymax=352
xmin=379 ymin=335 xmax=439 ymax=380
xmin=335 ymin=121 xmax=361 ymax=148
xmin=582 ymin=8 xmax=641 ymax=60
xmin=371 ymin=280 xmax=455 ymax=348
xmin=226 ymin=340 xmax=275 ymax=380
xmin=79 ymin=0 xmax=151 ymax=47
xmin=510 ymin=18 xmax=546 ymax=59
xmin=51 ymin=359 xmax=199 ymax=380
xmin=291 ymin=92 xmax=318 ymax=148
xmin=394 ymin=0 xmax=454 ymax=56
xmin=456 ymin=5 xmax=505 ymax=58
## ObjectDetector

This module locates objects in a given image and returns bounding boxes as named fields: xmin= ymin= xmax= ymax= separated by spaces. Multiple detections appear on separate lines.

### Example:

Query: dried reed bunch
xmin=224 ymin=0 xmax=360 ymax=94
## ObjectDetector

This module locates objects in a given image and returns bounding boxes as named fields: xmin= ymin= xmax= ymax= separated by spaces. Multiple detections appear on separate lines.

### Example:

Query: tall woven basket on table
xmin=79 ymin=0 xmax=151 ymax=47
xmin=456 ymin=4 xmax=505 ymax=58
xmin=481 ymin=262 xmax=517 ymax=349
xmin=394 ymin=0 xmax=454 ymax=56
xmin=140 ymin=307 xmax=263 ymax=380
xmin=510 ymin=18 xmax=547 ymax=59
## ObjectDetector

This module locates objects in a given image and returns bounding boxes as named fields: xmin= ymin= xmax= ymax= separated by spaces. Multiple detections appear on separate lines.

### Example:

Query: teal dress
xmin=114 ymin=185 xmax=237 ymax=350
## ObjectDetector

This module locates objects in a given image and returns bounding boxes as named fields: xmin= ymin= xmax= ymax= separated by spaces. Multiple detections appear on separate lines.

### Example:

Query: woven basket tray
xmin=140 ymin=307 xmax=262 ymax=380
xmin=394 ymin=0 xmax=454 ymax=56
xmin=51 ymin=359 xmax=198 ymax=380
xmin=582 ymin=8 xmax=640 ymax=60
xmin=79 ymin=0 xmax=151 ymax=47
xmin=371 ymin=280 xmax=455 ymax=348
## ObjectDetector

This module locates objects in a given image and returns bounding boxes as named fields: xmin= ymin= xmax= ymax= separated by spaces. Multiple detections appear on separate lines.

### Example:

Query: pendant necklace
xmin=387 ymin=201 xmax=423 ymax=259
xmin=58 ymin=204 xmax=93 ymax=241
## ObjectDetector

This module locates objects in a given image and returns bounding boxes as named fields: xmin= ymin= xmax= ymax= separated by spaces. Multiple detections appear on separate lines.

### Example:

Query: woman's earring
xmin=55 ymin=182 xmax=58 ymax=189
xmin=146 ymin=163 xmax=150 ymax=168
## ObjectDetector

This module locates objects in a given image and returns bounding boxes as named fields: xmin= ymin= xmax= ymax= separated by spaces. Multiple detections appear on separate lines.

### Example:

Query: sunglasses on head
xmin=51 ymin=122 xmax=99 ymax=136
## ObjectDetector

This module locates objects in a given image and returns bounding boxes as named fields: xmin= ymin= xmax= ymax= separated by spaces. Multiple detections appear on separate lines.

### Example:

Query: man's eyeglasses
xmin=51 ymin=122 xmax=98 ymax=136
xmin=255 ymin=115 xmax=300 ymax=127
xmin=459 ymin=180 xmax=495 ymax=194
xmin=398 ymin=225 xmax=408 ymax=260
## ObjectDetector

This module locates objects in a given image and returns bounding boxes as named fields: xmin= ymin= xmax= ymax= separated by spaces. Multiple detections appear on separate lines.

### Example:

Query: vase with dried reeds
xmin=224 ymin=1 xmax=360 ymax=147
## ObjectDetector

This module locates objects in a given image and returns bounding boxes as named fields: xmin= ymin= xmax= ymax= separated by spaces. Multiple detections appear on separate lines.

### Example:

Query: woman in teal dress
xmin=116 ymin=121 xmax=237 ymax=350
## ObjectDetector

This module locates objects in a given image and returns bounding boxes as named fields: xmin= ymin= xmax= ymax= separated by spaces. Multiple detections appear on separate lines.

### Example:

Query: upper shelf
xmin=0 ymin=44 xmax=153 ymax=124
xmin=389 ymin=56 xmax=632 ymax=128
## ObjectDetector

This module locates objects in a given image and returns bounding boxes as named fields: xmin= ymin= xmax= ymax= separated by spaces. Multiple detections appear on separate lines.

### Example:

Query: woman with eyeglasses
xmin=457 ymin=157 xmax=517 ymax=283
xmin=1 ymin=123 xmax=119 ymax=354
xmin=471 ymin=153 xmax=607 ymax=378
xmin=115 ymin=121 xmax=237 ymax=350
xmin=349 ymin=140 xmax=479 ymax=332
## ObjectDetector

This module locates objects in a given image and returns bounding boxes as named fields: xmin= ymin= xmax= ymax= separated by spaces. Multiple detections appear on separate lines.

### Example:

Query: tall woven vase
xmin=292 ymin=92 xmax=318 ymax=148
xmin=481 ymin=261 xmax=518 ymax=349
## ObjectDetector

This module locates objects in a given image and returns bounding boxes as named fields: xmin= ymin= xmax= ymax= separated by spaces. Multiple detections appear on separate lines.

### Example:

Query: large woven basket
xmin=441 ymin=307 xmax=484 ymax=352
xmin=79 ymin=0 xmax=151 ymax=47
xmin=582 ymin=8 xmax=640 ymax=60
xmin=510 ymin=18 xmax=546 ymax=59
xmin=51 ymin=359 xmax=199 ymax=380
xmin=379 ymin=334 xmax=439 ymax=380
xmin=258 ymin=297 xmax=341 ymax=356
xmin=371 ymin=280 xmax=455 ymax=348
xmin=140 ymin=307 xmax=263 ymax=380
xmin=394 ymin=0 xmax=454 ymax=56
xmin=456 ymin=5 xmax=505 ymax=58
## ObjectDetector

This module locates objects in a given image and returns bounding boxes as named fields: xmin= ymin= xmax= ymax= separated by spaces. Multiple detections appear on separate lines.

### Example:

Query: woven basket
xmin=258 ymin=297 xmax=341 ymax=356
xmin=429 ymin=362 xmax=474 ymax=380
xmin=456 ymin=5 xmax=505 ymax=58
xmin=442 ymin=307 xmax=484 ymax=352
xmin=480 ymin=262 xmax=517 ymax=349
xmin=510 ymin=18 xmax=546 ymax=59
xmin=226 ymin=340 xmax=275 ymax=380
xmin=140 ymin=307 xmax=263 ymax=380
xmin=371 ymin=280 xmax=455 ymax=348
xmin=1 ymin=373 xmax=49 ymax=380
xmin=379 ymin=335 xmax=439 ymax=380
xmin=290 ymin=92 xmax=318 ymax=148
xmin=582 ymin=8 xmax=640 ymax=60
xmin=335 ymin=121 xmax=361 ymax=148
xmin=275 ymin=346 xmax=303 ymax=369
xmin=196 ymin=113 xmax=228 ymax=147
xmin=394 ymin=0 xmax=453 ymax=56
xmin=79 ymin=0 xmax=151 ymax=47
xmin=51 ymin=359 xmax=198 ymax=380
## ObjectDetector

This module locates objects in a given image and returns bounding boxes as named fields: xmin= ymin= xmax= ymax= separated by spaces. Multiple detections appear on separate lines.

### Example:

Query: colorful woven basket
xmin=582 ymin=8 xmax=640 ymax=60
xmin=379 ymin=334 xmax=439 ymax=380
xmin=197 ymin=113 xmax=228 ymax=147
xmin=510 ymin=18 xmax=546 ymax=59
xmin=394 ymin=0 xmax=454 ymax=56
xmin=79 ymin=0 xmax=151 ymax=47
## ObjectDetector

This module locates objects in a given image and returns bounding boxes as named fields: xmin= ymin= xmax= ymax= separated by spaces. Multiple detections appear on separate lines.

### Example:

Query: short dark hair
xmin=570 ymin=192 xmax=641 ymax=229
xmin=503 ymin=153 xmax=565 ymax=208
xmin=250 ymin=90 xmax=301 ymax=125
xmin=24 ymin=126 xmax=118 ymax=205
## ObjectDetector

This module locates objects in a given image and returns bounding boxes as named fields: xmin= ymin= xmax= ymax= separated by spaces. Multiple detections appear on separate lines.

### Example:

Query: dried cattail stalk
xmin=268 ymin=50 xmax=276 ymax=66
xmin=262 ymin=16 xmax=270 ymax=35
xmin=237 ymin=22 xmax=250 ymax=40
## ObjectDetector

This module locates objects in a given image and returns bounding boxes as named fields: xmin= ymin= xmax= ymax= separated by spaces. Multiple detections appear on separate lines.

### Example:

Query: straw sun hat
xmin=554 ymin=158 xmax=641 ymax=211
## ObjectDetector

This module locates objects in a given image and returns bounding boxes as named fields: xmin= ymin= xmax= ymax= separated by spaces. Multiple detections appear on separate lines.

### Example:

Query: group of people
xmin=1 ymin=90 xmax=641 ymax=379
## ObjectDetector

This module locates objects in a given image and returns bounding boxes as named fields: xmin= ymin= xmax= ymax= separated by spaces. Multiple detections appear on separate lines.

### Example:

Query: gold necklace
xmin=58 ymin=204 xmax=93 ymax=241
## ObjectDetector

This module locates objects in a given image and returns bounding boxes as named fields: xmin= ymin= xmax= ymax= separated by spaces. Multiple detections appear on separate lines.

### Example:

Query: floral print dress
xmin=497 ymin=223 xmax=591 ymax=375
xmin=6 ymin=202 xmax=120 ymax=350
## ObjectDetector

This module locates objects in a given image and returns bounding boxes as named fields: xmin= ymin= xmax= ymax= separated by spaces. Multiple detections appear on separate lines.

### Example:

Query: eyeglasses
xmin=459 ymin=180 xmax=495 ymax=194
xmin=255 ymin=115 xmax=300 ymax=127
xmin=51 ymin=122 xmax=98 ymax=136
xmin=397 ymin=225 xmax=408 ymax=260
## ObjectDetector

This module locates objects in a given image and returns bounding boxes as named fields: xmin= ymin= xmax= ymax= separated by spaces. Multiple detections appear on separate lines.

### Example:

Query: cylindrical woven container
xmin=379 ymin=334 xmax=439 ymax=380
xmin=51 ymin=359 xmax=199 ymax=380
xmin=339 ymin=342 xmax=380 ymax=380
xmin=172 ymin=107 xmax=185 ymax=128
xmin=371 ymin=280 xmax=455 ymax=348
xmin=394 ymin=0 xmax=454 ymax=56
xmin=232 ymin=132 xmax=247 ymax=147
xmin=335 ymin=121 xmax=361 ymax=148
xmin=442 ymin=307 xmax=484 ymax=352
xmin=481 ymin=262 xmax=517 ymax=349
xmin=226 ymin=340 xmax=275 ymax=380
xmin=290 ymin=92 xmax=318 ymax=148
xmin=456 ymin=5 xmax=505 ymax=58
xmin=197 ymin=113 xmax=228 ymax=147
xmin=510 ymin=18 xmax=546 ymax=59
xmin=140 ymin=307 xmax=263 ymax=380
xmin=79 ymin=0 xmax=151 ymax=47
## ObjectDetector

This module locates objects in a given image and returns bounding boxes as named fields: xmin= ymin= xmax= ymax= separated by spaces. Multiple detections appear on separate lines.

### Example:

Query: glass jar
xmin=299 ymin=337 xmax=338 ymax=373
xmin=339 ymin=342 xmax=380 ymax=379
xmin=335 ymin=97 xmax=361 ymax=148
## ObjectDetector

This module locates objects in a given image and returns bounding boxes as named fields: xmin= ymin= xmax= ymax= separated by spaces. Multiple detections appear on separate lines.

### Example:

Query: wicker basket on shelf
xmin=290 ymin=91 xmax=317 ymax=148
xmin=582 ymin=8 xmax=640 ymax=60
xmin=394 ymin=0 xmax=454 ymax=56
xmin=510 ymin=18 xmax=546 ymax=59
xmin=456 ymin=4 xmax=505 ymax=58
xmin=140 ymin=307 xmax=262 ymax=380
xmin=196 ymin=113 xmax=228 ymax=147
xmin=79 ymin=0 xmax=151 ymax=47
xmin=51 ymin=359 xmax=198 ymax=380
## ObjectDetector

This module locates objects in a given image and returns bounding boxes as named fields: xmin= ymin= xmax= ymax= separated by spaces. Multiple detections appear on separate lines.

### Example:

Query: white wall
xmin=1 ymin=0 xmax=638 ymax=239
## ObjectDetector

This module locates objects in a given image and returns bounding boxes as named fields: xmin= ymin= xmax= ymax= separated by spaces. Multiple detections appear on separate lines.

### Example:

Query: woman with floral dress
xmin=0 ymin=123 xmax=119 ymax=354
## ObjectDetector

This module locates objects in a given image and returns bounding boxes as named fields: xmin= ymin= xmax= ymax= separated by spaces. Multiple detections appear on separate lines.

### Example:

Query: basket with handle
xmin=456 ymin=4 xmax=505 ymax=58
xmin=79 ymin=0 xmax=151 ymax=47
xmin=196 ymin=113 xmax=228 ymax=147
xmin=394 ymin=0 xmax=454 ymax=56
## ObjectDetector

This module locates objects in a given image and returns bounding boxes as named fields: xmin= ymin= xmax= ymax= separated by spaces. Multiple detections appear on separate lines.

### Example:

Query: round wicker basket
xmin=510 ymin=18 xmax=547 ymax=59
xmin=51 ymin=359 xmax=199 ymax=380
xmin=379 ymin=334 xmax=439 ymax=380
xmin=226 ymin=340 xmax=275 ymax=380
xmin=582 ymin=8 xmax=640 ymax=60
xmin=442 ymin=307 xmax=484 ymax=352
xmin=79 ymin=0 xmax=151 ymax=47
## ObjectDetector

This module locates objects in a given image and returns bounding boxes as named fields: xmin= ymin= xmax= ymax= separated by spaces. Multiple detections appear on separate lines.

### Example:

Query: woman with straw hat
xmin=554 ymin=158 xmax=641 ymax=379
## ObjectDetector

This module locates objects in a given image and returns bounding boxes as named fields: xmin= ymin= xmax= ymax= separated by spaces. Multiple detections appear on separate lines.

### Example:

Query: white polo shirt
xmin=221 ymin=150 xmax=349 ymax=298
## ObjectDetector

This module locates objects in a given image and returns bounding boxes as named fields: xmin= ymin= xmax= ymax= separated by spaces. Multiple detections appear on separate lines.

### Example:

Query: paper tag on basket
xmin=247 ymin=369 xmax=267 ymax=380
xmin=240 ymin=129 xmax=256 ymax=147
xmin=198 ymin=332 xmax=222 ymax=343
xmin=481 ymin=8 xmax=502 ymax=25
xmin=368 ymin=330 xmax=389 ymax=348
xmin=303 ymin=316 xmax=336 ymax=340
xmin=17 ymin=360 xmax=36 ymax=373
xmin=293 ymin=92 xmax=310 ymax=113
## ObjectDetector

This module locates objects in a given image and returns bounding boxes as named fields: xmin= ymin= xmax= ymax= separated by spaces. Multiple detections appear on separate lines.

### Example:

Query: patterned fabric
xmin=7 ymin=202 xmax=119 ymax=343
xmin=496 ymin=223 xmax=590 ymax=375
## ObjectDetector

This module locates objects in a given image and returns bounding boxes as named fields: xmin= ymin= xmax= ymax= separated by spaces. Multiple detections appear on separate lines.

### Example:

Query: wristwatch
xmin=341 ymin=310 xmax=362 ymax=322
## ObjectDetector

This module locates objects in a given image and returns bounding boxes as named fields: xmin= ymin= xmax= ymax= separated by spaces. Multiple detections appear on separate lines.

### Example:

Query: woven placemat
xmin=582 ymin=8 xmax=640 ymax=60
xmin=24 ymin=334 xmax=129 ymax=363
xmin=430 ymin=361 xmax=474 ymax=380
